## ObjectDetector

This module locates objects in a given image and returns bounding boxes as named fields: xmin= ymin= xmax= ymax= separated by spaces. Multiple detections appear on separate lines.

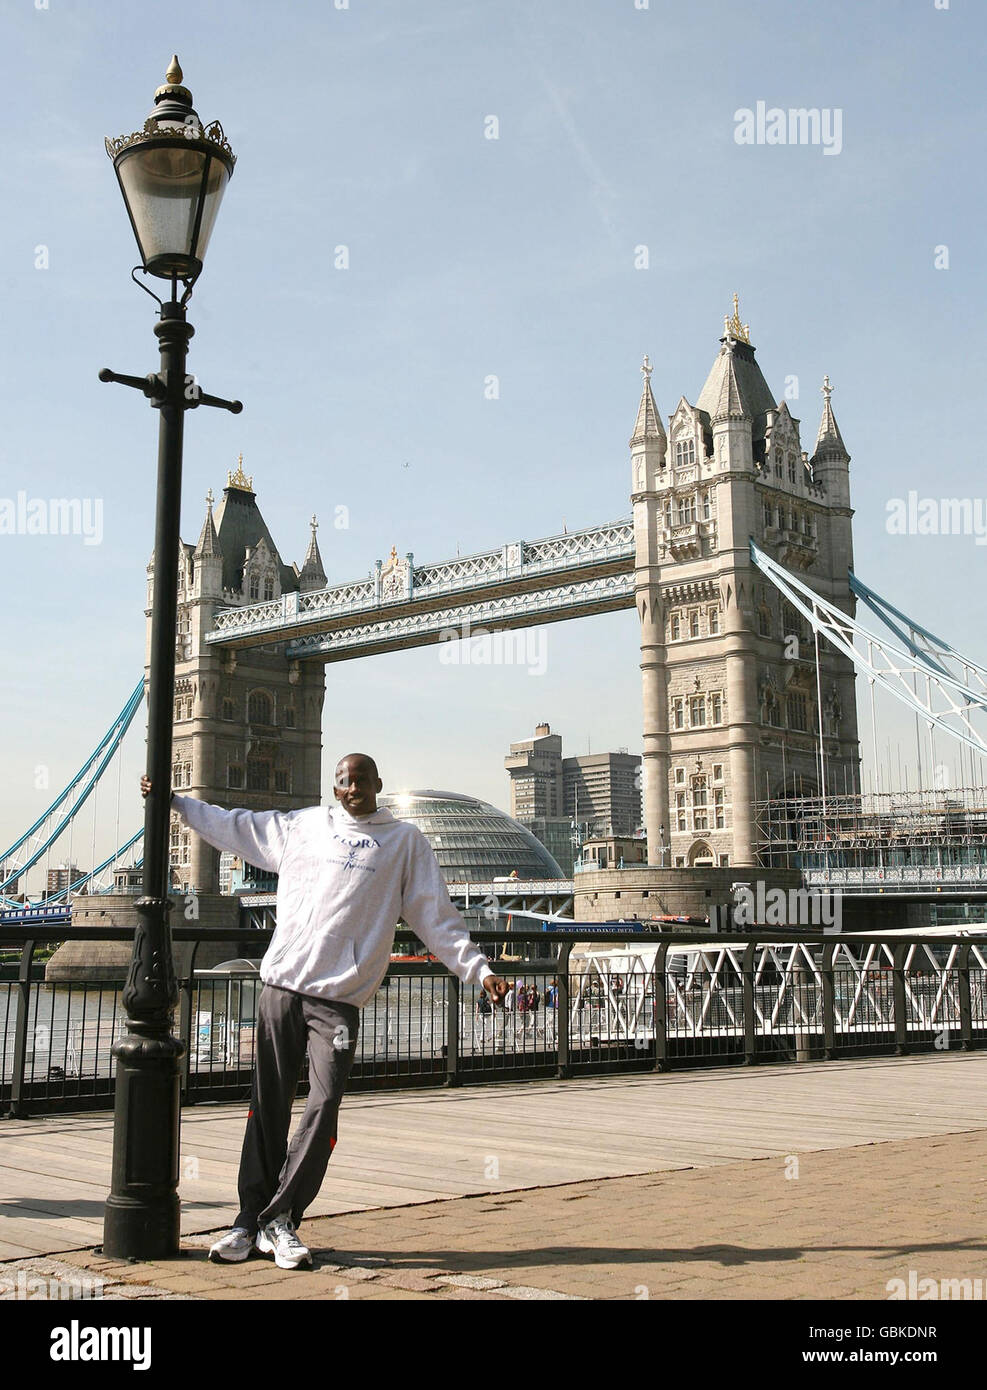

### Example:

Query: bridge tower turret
xmin=150 ymin=462 xmax=326 ymax=894
xmin=630 ymin=356 xmax=671 ymax=864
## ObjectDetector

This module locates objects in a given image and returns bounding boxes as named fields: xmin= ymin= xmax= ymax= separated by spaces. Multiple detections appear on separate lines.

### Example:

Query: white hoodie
xmin=171 ymin=795 xmax=494 ymax=1007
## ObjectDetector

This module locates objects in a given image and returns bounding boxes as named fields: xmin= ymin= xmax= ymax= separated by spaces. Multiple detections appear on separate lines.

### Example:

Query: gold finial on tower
xmin=165 ymin=55 xmax=183 ymax=85
xmin=725 ymin=293 xmax=751 ymax=345
xmin=227 ymin=453 xmax=254 ymax=492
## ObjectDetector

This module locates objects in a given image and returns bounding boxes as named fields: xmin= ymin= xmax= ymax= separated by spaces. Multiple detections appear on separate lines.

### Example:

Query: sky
xmin=1 ymin=0 xmax=985 ymax=888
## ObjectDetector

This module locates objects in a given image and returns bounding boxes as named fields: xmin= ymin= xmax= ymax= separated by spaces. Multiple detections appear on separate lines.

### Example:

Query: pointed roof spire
xmin=194 ymin=486 xmax=220 ymax=557
xmin=696 ymin=295 xmax=774 ymax=436
xmin=630 ymin=355 xmax=666 ymax=445
xmin=712 ymin=351 xmax=749 ymax=421
xmin=298 ymin=514 xmax=327 ymax=592
xmin=812 ymin=375 xmax=849 ymax=461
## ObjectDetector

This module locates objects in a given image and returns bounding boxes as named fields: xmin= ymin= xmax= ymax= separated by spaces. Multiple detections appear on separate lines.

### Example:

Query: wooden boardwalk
xmin=2 ymin=1051 xmax=986 ymax=1261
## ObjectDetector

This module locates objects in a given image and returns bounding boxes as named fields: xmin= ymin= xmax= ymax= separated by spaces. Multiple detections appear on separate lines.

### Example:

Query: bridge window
xmin=283 ymin=706 xmax=295 ymax=727
xmin=222 ymin=698 xmax=235 ymax=721
xmin=228 ymin=764 xmax=244 ymax=789
xmin=249 ymin=577 xmax=260 ymax=600
xmin=675 ymin=792 xmax=687 ymax=831
xmin=764 ymin=502 xmax=774 ymax=530
xmin=714 ymin=788 xmax=725 ymax=827
xmin=689 ymin=610 xmax=700 ymax=638
xmin=786 ymin=692 xmax=808 ymax=732
xmin=702 ymin=492 xmax=711 ymax=521
xmin=788 ymin=454 xmax=797 ymax=483
xmin=248 ymin=690 xmax=274 ymax=725
xmin=263 ymin=578 xmax=274 ymax=601
xmin=692 ymin=776 xmax=709 ymax=830
xmin=670 ymin=613 xmax=681 ymax=640
xmin=247 ymin=758 xmax=271 ymax=792
xmin=674 ymin=439 xmax=696 ymax=468
xmin=764 ymin=690 xmax=781 ymax=725
xmin=690 ymin=695 xmax=706 ymax=726
xmin=680 ymin=494 xmax=697 ymax=525
xmin=275 ymin=767 xmax=291 ymax=793
xmin=675 ymin=767 xmax=686 ymax=784
xmin=711 ymin=693 xmax=723 ymax=724
xmin=672 ymin=697 xmax=685 ymax=729
xmin=758 ymin=606 xmax=772 ymax=637
xmin=713 ymin=763 xmax=723 ymax=781
xmin=708 ymin=607 xmax=720 ymax=634
xmin=783 ymin=604 xmax=805 ymax=642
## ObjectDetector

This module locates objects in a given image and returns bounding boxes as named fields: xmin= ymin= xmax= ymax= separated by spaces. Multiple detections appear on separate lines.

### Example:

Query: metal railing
xmin=2 ymin=926 xmax=986 ymax=1117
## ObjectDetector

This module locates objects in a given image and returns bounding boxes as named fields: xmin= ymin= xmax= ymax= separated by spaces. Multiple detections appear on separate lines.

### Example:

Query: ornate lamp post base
xmin=103 ymin=896 xmax=185 ymax=1259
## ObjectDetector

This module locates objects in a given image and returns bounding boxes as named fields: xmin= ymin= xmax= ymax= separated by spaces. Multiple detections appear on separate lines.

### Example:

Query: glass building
xmin=379 ymin=790 xmax=566 ymax=881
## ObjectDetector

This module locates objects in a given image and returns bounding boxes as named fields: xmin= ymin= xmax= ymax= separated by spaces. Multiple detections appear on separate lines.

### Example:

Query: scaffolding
xmin=753 ymin=785 xmax=987 ymax=874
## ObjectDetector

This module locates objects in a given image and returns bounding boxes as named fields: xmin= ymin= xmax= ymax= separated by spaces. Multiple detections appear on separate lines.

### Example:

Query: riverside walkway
xmin=1 ymin=1052 xmax=985 ymax=1300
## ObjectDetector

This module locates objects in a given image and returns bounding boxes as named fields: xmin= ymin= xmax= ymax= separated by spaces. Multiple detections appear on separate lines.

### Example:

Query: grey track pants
xmin=235 ymin=984 xmax=360 ymax=1232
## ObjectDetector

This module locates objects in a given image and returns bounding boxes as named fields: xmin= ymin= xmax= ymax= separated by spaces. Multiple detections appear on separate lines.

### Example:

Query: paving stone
xmin=497 ymin=1284 xmax=584 ymax=1300
xmin=378 ymin=1271 xmax=446 ymax=1293
xmin=436 ymin=1274 xmax=508 ymax=1290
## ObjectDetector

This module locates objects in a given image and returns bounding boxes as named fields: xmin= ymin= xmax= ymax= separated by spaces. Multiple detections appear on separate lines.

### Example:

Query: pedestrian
xmin=141 ymin=753 xmax=508 ymax=1269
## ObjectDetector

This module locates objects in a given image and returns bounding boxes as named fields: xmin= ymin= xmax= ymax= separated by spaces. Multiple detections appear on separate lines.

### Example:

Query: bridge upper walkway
xmin=203 ymin=517 xmax=635 ymax=659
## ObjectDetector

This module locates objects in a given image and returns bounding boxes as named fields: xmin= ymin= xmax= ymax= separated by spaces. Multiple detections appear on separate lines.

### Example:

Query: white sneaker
xmin=208 ymin=1227 xmax=255 ymax=1263
xmin=256 ymin=1214 xmax=313 ymax=1270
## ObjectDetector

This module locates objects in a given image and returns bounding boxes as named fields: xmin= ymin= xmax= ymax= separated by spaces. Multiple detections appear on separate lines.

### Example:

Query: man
xmin=141 ymin=753 xmax=508 ymax=1269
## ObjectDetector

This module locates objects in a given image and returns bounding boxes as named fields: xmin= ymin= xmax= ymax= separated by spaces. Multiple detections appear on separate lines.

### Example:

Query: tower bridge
xmin=4 ymin=300 xmax=987 ymax=916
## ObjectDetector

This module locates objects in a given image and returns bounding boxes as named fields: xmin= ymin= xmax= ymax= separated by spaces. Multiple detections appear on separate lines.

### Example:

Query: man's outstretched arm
xmin=400 ymin=834 xmax=509 ymax=1006
xmin=141 ymin=777 xmax=292 ymax=876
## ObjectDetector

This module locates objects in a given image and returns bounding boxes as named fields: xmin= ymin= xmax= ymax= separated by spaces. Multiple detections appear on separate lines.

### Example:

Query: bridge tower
xmin=149 ymin=459 xmax=326 ymax=893
xmin=632 ymin=301 xmax=860 ymax=868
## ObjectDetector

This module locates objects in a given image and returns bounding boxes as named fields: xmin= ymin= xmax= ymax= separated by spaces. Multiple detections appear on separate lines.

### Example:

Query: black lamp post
xmin=101 ymin=57 xmax=241 ymax=1259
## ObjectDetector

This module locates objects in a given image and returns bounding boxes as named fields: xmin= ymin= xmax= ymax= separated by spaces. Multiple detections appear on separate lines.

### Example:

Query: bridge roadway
xmin=4 ymin=872 xmax=987 ymax=930
xmin=1 ymin=1051 xmax=985 ymax=1300
xmin=203 ymin=517 xmax=635 ymax=661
